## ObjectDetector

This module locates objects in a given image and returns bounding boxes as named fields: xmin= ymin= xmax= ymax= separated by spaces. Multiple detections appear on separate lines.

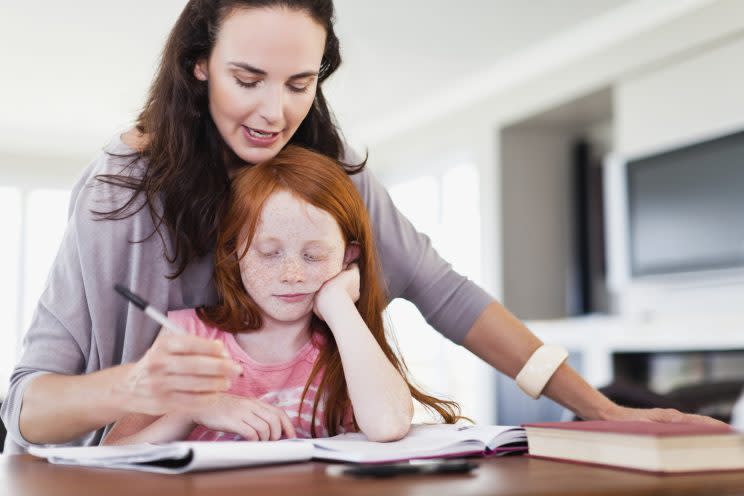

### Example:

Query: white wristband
xmin=515 ymin=344 xmax=569 ymax=399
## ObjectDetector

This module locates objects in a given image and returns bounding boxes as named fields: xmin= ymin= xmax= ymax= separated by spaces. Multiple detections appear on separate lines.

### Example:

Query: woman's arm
xmin=19 ymin=332 xmax=241 ymax=445
xmin=315 ymin=266 xmax=413 ymax=442
xmin=462 ymin=301 xmax=726 ymax=425
xmin=461 ymin=301 xmax=614 ymax=419
xmin=1 ymin=142 xmax=243 ymax=448
xmin=20 ymin=366 xmax=134 ymax=445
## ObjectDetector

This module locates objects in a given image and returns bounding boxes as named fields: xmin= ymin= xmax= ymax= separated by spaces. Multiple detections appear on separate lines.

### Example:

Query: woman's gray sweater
xmin=0 ymin=136 xmax=492 ymax=452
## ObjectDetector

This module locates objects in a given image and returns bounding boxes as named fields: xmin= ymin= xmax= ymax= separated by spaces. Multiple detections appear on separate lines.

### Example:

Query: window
xmin=22 ymin=189 xmax=71 ymax=330
xmin=0 ymin=188 xmax=22 ymax=390
xmin=384 ymin=164 xmax=491 ymax=423
xmin=0 ymin=187 xmax=70 ymax=393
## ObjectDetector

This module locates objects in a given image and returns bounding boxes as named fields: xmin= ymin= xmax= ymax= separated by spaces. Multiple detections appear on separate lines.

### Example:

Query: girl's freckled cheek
xmin=309 ymin=261 xmax=340 ymax=283
xmin=242 ymin=255 xmax=275 ymax=288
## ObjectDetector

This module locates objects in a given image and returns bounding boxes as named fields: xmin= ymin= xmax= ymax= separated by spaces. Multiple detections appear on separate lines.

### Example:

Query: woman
xmin=1 ymin=0 xmax=721 ymax=452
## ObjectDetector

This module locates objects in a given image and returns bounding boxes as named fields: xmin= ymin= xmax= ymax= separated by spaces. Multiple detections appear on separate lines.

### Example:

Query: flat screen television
xmin=605 ymin=128 xmax=744 ymax=289
xmin=627 ymin=129 xmax=744 ymax=276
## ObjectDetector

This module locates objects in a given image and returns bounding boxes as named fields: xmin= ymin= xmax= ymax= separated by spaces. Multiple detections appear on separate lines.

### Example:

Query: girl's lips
xmin=242 ymin=125 xmax=281 ymax=147
xmin=275 ymin=293 xmax=311 ymax=303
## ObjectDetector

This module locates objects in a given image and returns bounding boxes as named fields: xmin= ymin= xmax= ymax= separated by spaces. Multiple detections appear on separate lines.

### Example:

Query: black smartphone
xmin=333 ymin=459 xmax=478 ymax=478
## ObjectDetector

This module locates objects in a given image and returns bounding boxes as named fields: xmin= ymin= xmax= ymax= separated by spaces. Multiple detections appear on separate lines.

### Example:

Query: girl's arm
xmin=103 ymin=413 xmax=195 ymax=445
xmin=315 ymin=266 xmax=413 ymax=442
xmin=103 ymin=394 xmax=298 ymax=445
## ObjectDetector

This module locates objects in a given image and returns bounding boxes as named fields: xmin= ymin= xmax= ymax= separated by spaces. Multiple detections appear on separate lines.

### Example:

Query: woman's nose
xmin=259 ymin=84 xmax=284 ymax=126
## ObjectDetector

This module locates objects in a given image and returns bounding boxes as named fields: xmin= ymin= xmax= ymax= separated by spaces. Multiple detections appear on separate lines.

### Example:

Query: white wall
xmin=0 ymin=153 xmax=89 ymax=190
xmin=501 ymin=128 xmax=577 ymax=320
xmin=608 ymin=34 xmax=744 ymax=317
xmin=616 ymin=36 xmax=744 ymax=157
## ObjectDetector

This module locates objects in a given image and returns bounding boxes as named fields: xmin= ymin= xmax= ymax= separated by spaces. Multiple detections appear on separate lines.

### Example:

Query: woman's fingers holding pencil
xmin=158 ymin=331 xmax=228 ymax=357
xmin=149 ymin=331 xmax=241 ymax=376
xmin=123 ymin=332 xmax=242 ymax=414
xmin=152 ymin=374 xmax=232 ymax=393
xmin=160 ymin=354 xmax=242 ymax=377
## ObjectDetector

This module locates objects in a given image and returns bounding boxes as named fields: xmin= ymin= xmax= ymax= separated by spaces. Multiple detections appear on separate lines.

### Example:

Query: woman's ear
xmin=194 ymin=59 xmax=209 ymax=81
xmin=343 ymin=241 xmax=361 ymax=267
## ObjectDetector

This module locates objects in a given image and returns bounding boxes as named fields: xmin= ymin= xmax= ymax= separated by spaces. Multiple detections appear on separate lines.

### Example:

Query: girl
xmin=103 ymin=146 xmax=461 ymax=444
xmin=3 ymin=0 xmax=721 ymax=452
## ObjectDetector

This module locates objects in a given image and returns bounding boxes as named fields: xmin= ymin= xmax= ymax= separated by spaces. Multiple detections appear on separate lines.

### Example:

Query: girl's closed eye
xmin=259 ymin=249 xmax=281 ymax=258
xmin=304 ymin=252 xmax=326 ymax=262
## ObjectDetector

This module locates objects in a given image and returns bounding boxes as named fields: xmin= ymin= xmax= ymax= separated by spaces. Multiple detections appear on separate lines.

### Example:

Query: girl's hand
xmin=600 ymin=403 xmax=729 ymax=427
xmin=313 ymin=263 xmax=360 ymax=322
xmin=116 ymin=330 xmax=243 ymax=415
xmin=189 ymin=393 xmax=297 ymax=441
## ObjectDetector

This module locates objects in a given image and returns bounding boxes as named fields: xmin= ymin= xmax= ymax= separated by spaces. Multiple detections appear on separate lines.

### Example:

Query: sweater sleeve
xmin=0 ymin=148 xmax=161 ymax=452
xmin=348 ymin=152 xmax=494 ymax=344
xmin=1 ymin=160 xmax=99 ymax=450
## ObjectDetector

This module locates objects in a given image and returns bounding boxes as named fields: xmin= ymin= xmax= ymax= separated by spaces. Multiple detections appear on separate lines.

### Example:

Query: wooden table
xmin=5 ymin=454 xmax=744 ymax=496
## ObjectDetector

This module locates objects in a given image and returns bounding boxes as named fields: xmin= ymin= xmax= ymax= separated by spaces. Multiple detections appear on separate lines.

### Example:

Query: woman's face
xmin=239 ymin=190 xmax=346 ymax=325
xmin=195 ymin=7 xmax=326 ymax=165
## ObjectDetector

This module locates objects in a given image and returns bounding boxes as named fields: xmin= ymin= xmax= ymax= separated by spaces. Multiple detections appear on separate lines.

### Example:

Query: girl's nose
xmin=280 ymin=257 xmax=304 ymax=283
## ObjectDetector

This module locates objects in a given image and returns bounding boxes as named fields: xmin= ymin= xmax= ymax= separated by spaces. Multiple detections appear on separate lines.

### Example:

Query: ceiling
xmin=328 ymin=0 xmax=627 ymax=138
xmin=1 ymin=1 xmax=634 ymax=158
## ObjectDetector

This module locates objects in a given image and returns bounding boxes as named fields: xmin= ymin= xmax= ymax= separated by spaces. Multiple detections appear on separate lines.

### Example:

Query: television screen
xmin=627 ymin=129 xmax=744 ymax=276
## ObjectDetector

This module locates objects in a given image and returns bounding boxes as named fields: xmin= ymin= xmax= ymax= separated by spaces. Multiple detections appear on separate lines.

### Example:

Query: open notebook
xmin=28 ymin=424 xmax=526 ymax=474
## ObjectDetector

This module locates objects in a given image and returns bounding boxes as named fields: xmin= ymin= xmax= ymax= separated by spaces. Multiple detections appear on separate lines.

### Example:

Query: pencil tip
xmin=114 ymin=284 xmax=148 ymax=310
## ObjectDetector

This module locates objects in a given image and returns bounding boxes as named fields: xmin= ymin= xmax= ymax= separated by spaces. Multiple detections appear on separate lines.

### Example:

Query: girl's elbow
xmin=364 ymin=411 xmax=412 ymax=442
xmin=386 ymin=421 xmax=412 ymax=442
xmin=365 ymin=425 xmax=409 ymax=442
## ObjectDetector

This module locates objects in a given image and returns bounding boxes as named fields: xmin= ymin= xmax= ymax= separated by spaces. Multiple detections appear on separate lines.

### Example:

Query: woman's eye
xmin=304 ymin=253 xmax=324 ymax=262
xmin=260 ymin=251 xmax=279 ymax=258
xmin=235 ymin=77 xmax=259 ymax=88
xmin=288 ymin=84 xmax=309 ymax=94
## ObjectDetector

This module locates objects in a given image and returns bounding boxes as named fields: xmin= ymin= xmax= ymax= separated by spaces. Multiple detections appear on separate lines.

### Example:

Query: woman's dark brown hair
xmin=199 ymin=145 xmax=462 ymax=436
xmin=96 ymin=0 xmax=361 ymax=277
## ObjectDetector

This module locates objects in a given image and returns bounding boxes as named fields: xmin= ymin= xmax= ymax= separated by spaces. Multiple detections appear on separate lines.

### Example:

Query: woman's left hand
xmin=313 ymin=263 xmax=360 ymax=322
xmin=600 ymin=403 xmax=729 ymax=427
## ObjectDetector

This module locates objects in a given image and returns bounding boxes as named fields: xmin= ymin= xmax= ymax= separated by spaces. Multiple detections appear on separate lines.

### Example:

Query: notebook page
xmin=307 ymin=424 xmax=524 ymax=463
xmin=29 ymin=440 xmax=314 ymax=474
xmin=28 ymin=443 xmax=187 ymax=465
xmin=175 ymin=441 xmax=313 ymax=472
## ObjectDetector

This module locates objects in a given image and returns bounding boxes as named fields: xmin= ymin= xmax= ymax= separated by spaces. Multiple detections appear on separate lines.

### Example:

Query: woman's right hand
xmin=189 ymin=393 xmax=297 ymax=441
xmin=116 ymin=329 xmax=243 ymax=415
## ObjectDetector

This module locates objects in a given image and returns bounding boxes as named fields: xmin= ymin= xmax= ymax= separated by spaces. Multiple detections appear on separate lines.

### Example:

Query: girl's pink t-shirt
xmin=167 ymin=309 xmax=353 ymax=440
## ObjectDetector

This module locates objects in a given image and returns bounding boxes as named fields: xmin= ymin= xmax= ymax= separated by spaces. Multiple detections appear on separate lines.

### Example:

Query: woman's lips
xmin=242 ymin=125 xmax=281 ymax=146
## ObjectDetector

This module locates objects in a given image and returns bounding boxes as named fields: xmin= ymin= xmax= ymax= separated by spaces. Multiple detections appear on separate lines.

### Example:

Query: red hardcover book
xmin=523 ymin=420 xmax=743 ymax=474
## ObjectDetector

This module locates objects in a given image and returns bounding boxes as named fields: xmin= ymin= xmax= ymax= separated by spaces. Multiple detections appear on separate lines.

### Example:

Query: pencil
xmin=114 ymin=284 xmax=189 ymax=335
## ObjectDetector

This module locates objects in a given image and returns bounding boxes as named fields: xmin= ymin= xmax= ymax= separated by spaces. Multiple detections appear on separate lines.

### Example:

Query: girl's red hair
xmin=199 ymin=145 xmax=461 ymax=435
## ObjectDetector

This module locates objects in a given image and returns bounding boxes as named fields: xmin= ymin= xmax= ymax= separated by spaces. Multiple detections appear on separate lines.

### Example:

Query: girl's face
xmin=195 ymin=7 xmax=326 ymax=165
xmin=239 ymin=190 xmax=346 ymax=325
